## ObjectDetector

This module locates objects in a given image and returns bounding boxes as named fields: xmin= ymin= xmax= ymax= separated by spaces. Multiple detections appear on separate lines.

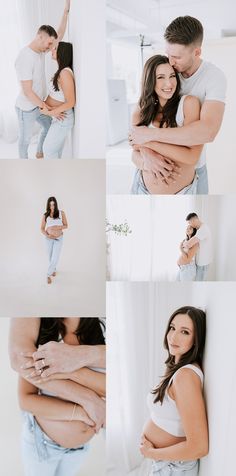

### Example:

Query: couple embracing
xmin=15 ymin=0 xmax=75 ymax=159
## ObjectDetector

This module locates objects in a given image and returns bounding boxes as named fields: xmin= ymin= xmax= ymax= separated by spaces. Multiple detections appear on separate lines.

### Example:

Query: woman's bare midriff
xmin=142 ymin=163 xmax=195 ymax=195
xmin=47 ymin=225 xmax=63 ymax=238
xmin=45 ymin=96 xmax=64 ymax=108
xmin=36 ymin=417 xmax=95 ymax=448
xmin=143 ymin=418 xmax=186 ymax=448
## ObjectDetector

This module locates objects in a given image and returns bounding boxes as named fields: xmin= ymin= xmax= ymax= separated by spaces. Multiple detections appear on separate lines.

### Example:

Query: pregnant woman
xmin=39 ymin=41 xmax=75 ymax=159
xmin=177 ymin=225 xmax=199 ymax=281
xmin=41 ymin=196 xmax=68 ymax=284
xmin=10 ymin=317 xmax=106 ymax=476
xmin=141 ymin=306 xmax=208 ymax=475
xmin=131 ymin=55 xmax=203 ymax=194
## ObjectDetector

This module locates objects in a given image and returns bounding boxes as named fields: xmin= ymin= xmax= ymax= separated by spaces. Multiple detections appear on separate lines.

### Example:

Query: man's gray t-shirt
xmin=15 ymin=47 xmax=46 ymax=111
xmin=179 ymin=60 xmax=227 ymax=168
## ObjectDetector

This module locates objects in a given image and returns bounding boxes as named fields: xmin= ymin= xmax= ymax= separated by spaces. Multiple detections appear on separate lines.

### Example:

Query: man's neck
xmin=182 ymin=58 xmax=202 ymax=79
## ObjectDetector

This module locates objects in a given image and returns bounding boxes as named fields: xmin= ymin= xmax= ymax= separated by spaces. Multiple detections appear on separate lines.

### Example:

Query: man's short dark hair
xmin=164 ymin=16 xmax=203 ymax=46
xmin=186 ymin=212 xmax=198 ymax=221
xmin=38 ymin=25 xmax=58 ymax=39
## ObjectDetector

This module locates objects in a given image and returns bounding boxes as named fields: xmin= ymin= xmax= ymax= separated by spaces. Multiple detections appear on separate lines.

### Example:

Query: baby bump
xmin=36 ymin=417 xmax=95 ymax=448
xmin=142 ymin=163 xmax=195 ymax=195
xmin=47 ymin=226 xmax=63 ymax=238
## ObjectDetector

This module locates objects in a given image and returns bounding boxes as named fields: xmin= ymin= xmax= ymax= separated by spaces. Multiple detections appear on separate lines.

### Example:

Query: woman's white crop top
xmin=147 ymin=364 xmax=204 ymax=437
xmin=48 ymin=68 xmax=74 ymax=102
xmin=45 ymin=210 xmax=63 ymax=229
xmin=149 ymin=95 xmax=186 ymax=129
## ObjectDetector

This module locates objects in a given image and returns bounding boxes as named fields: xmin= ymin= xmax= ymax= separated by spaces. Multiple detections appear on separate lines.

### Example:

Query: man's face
xmin=165 ymin=42 xmax=200 ymax=74
xmin=38 ymin=32 xmax=57 ymax=52
xmin=188 ymin=217 xmax=198 ymax=229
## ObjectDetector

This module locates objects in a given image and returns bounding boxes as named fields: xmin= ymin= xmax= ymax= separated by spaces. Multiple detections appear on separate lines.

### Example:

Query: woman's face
xmin=167 ymin=313 xmax=195 ymax=363
xmin=51 ymin=45 xmax=57 ymax=61
xmin=186 ymin=225 xmax=194 ymax=238
xmin=49 ymin=200 xmax=55 ymax=211
xmin=154 ymin=63 xmax=177 ymax=105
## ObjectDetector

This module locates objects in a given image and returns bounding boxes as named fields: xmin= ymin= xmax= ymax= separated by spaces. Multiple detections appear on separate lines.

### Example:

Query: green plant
xmin=106 ymin=219 xmax=132 ymax=236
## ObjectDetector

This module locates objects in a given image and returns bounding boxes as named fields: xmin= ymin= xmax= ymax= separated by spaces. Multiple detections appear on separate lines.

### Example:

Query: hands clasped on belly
xmin=46 ymin=226 xmax=63 ymax=239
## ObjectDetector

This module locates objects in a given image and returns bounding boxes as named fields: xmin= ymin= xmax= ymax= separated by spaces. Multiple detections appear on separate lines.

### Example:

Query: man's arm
xmin=184 ymin=236 xmax=200 ymax=249
xmin=21 ymin=80 xmax=45 ymax=108
xmin=130 ymin=101 xmax=225 ymax=147
xmin=57 ymin=0 xmax=70 ymax=42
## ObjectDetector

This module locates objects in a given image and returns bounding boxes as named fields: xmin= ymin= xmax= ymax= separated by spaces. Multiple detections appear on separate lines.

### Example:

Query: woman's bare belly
xmin=142 ymin=163 xmax=195 ymax=194
xmin=47 ymin=225 xmax=63 ymax=238
xmin=143 ymin=419 xmax=186 ymax=448
xmin=45 ymin=96 xmax=64 ymax=108
xmin=36 ymin=417 xmax=95 ymax=448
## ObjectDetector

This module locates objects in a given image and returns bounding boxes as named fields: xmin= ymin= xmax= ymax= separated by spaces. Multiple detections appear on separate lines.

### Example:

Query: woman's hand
xmin=140 ymin=435 xmax=155 ymax=458
xmin=65 ymin=0 xmax=70 ymax=12
xmin=75 ymin=405 xmax=95 ymax=428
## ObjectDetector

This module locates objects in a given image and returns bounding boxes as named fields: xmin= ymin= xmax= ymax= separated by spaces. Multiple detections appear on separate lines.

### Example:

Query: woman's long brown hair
xmin=152 ymin=306 xmax=206 ymax=404
xmin=36 ymin=318 xmax=105 ymax=347
xmin=137 ymin=55 xmax=181 ymax=128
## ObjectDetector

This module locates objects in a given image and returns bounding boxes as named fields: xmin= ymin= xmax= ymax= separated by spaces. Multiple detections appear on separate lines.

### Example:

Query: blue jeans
xmin=196 ymin=264 xmax=209 ymax=281
xmin=43 ymin=108 xmax=74 ymax=159
xmin=177 ymin=263 xmax=196 ymax=281
xmin=16 ymin=106 xmax=52 ymax=159
xmin=131 ymin=170 xmax=198 ymax=195
xmin=21 ymin=412 xmax=89 ymax=476
xmin=151 ymin=459 xmax=199 ymax=475
xmin=46 ymin=236 xmax=63 ymax=277
xmin=196 ymin=164 xmax=208 ymax=194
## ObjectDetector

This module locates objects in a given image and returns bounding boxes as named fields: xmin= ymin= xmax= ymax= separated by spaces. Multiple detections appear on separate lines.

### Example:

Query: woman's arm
xmin=140 ymin=369 xmax=208 ymax=461
xmin=34 ymin=368 xmax=106 ymax=398
xmin=41 ymin=215 xmax=49 ymax=237
xmin=18 ymin=376 xmax=94 ymax=426
xmin=143 ymin=96 xmax=203 ymax=166
xmin=61 ymin=210 xmax=68 ymax=230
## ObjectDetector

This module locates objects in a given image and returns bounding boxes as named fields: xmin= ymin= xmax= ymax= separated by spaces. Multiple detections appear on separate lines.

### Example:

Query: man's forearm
xmin=25 ymin=90 xmax=44 ymax=108
xmin=146 ymin=120 xmax=213 ymax=147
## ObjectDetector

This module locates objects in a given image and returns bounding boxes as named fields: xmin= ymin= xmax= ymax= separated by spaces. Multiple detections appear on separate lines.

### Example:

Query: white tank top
xmin=45 ymin=210 xmax=63 ymax=229
xmin=48 ymin=67 xmax=74 ymax=102
xmin=149 ymin=95 xmax=186 ymax=129
xmin=147 ymin=364 xmax=204 ymax=437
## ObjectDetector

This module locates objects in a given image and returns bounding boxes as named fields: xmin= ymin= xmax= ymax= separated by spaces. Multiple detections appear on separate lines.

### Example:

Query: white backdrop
xmin=107 ymin=195 xmax=236 ymax=281
xmin=107 ymin=282 xmax=236 ymax=476
xmin=0 ymin=318 xmax=106 ymax=476
xmin=0 ymin=160 xmax=105 ymax=316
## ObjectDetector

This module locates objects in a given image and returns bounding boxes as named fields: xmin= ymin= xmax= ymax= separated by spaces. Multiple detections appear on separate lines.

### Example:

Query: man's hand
xmin=129 ymin=125 xmax=155 ymax=145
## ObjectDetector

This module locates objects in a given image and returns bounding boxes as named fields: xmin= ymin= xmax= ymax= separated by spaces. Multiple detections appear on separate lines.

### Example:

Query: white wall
xmin=0 ymin=160 xmax=105 ymax=316
xmin=107 ymin=282 xmax=236 ymax=476
xmin=0 ymin=318 xmax=105 ymax=476
xmin=70 ymin=0 xmax=106 ymax=158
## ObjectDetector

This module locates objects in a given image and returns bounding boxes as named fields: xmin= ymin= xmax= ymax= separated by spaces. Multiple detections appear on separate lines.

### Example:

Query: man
xmin=15 ymin=0 xmax=70 ymax=159
xmin=130 ymin=16 xmax=227 ymax=194
xmin=9 ymin=318 xmax=106 ymax=430
xmin=184 ymin=212 xmax=212 ymax=281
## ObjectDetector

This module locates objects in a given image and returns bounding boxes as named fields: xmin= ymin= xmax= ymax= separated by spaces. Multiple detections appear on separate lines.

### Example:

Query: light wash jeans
xmin=196 ymin=164 xmax=208 ymax=194
xmin=176 ymin=263 xmax=196 ymax=281
xmin=196 ymin=264 xmax=209 ymax=281
xmin=151 ymin=459 xmax=199 ymax=475
xmin=131 ymin=170 xmax=198 ymax=195
xmin=43 ymin=108 xmax=74 ymax=159
xmin=16 ymin=106 xmax=52 ymax=159
xmin=46 ymin=235 xmax=63 ymax=277
xmin=21 ymin=412 xmax=89 ymax=476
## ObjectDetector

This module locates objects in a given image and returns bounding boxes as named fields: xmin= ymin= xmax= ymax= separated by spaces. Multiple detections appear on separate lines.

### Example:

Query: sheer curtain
xmin=107 ymin=282 xmax=195 ymax=475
